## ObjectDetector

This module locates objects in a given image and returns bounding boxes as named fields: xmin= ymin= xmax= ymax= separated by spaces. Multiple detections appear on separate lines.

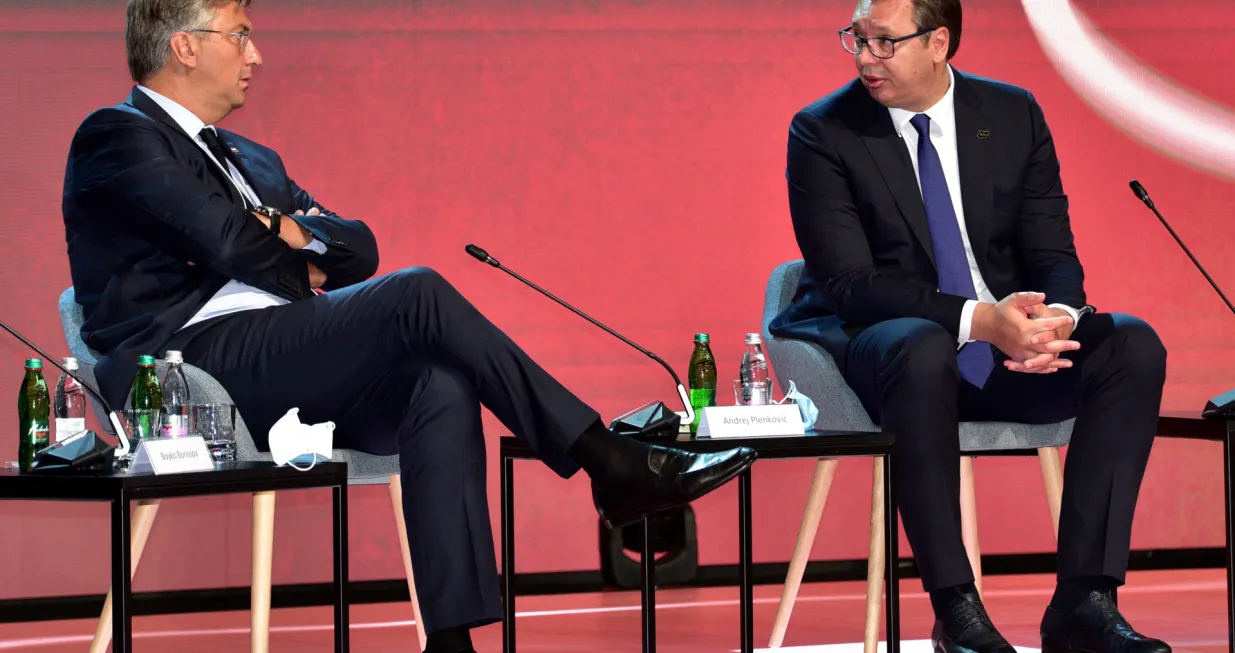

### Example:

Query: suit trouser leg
xmin=958 ymin=313 xmax=1167 ymax=584
xmin=165 ymin=266 xmax=603 ymax=631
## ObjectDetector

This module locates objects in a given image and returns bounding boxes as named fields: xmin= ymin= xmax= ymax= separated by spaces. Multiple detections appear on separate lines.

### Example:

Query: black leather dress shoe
xmin=1041 ymin=590 xmax=1170 ymax=653
xmin=591 ymin=445 xmax=756 ymax=528
xmin=931 ymin=591 xmax=1017 ymax=653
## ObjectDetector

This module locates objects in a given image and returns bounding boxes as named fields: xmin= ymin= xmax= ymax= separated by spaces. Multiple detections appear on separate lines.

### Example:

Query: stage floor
xmin=0 ymin=569 xmax=1226 ymax=652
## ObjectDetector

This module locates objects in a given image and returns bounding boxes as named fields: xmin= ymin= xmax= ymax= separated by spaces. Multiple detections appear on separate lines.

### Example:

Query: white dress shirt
xmin=136 ymin=86 xmax=325 ymax=331
xmin=885 ymin=66 xmax=1081 ymax=346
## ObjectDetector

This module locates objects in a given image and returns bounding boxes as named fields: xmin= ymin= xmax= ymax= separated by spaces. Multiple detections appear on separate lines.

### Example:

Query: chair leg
xmin=1037 ymin=447 xmax=1065 ymax=538
xmin=390 ymin=475 xmax=428 ymax=652
xmin=89 ymin=499 xmax=161 ymax=653
xmin=864 ymin=458 xmax=886 ymax=653
xmin=959 ymin=456 xmax=982 ymax=598
xmin=768 ymin=458 xmax=839 ymax=648
xmin=251 ymin=491 xmax=276 ymax=653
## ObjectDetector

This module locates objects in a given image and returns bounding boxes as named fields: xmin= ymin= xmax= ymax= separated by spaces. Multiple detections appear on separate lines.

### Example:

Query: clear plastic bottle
xmin=739 ymin=333 xmax=770 ymax=405
xmin=54 ymin=357 xmax=87 ymax=442
xmin=161 ymin=351 xmax=191 ymax=437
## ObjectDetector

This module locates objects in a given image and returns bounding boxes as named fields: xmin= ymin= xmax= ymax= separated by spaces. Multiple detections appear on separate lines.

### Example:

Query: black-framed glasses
xmin=839 ymin=26 xmax=937 ymax=59
xmin=188 ymin=29 xmax=251 ymax=52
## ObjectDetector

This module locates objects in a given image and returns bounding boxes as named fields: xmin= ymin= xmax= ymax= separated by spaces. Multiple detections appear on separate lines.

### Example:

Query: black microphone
xmin=1128 ymin=180 xmax=1235 ymax=418
xmin=0 ymin=318 xmax=129 ymax=472
xmin=464 ymin=244 xmax=691 ymax=441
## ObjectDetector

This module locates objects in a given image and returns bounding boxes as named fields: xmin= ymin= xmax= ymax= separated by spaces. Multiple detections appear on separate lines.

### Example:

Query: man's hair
xmin=911 ymin=0 xmax=962 ymax=60
xmin=125 ymin=0 xmax=251 ymax=83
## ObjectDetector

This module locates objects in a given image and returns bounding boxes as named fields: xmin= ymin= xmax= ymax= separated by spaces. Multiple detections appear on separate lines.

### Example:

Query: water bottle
xmin=54 ymin=357 xmax=87 ymax=442
xmin=739 ymin=333 xmax=770 ymax=405
xmin=161 ymin=351 xmax=191 ymax=437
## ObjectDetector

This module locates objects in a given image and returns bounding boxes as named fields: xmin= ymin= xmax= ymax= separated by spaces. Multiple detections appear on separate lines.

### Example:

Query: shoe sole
xmin=599 ymin=451 xmax=758 ymax=529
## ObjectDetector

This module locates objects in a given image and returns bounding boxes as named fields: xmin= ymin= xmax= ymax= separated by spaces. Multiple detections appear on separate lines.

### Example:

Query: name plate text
xmin=129 ymin=436 xmax=215 ymax=475
xmin=695 ymin=404 xmax=805 ymax=439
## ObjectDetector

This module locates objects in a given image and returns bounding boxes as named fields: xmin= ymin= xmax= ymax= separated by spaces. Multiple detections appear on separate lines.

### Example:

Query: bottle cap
xmin=61 ymin=357 xmax=79 ymax=371
xmin=138 ymin=355 xmax=156 ymax=366
xmin=25 ymin=358 xmax=42 ymax=369
xmin=745 ymin=333 xmax=762 ymax=345
xmin=694 ymin=333 xmax=710 ymax=343
xmin=165 ymin=350 xmax=183 ymax=364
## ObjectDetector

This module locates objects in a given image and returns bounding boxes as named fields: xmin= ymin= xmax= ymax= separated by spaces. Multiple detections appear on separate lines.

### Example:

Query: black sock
xmin=1050 ymin=575 xmax=1117 ymax=613
xmin=567 ymin=419 xmax=650 ymax=482
xmin=929 ymin=582 xmax=980 ymax=620
xmin=425 ymin=625 xmax=473 ymax=652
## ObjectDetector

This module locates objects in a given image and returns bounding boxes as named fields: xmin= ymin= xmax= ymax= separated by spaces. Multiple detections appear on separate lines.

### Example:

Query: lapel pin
xmin=977 ymin=129 xmax=990 ymax=139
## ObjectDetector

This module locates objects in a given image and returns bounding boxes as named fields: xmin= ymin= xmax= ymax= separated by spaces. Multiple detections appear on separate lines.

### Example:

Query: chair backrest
xmin=761 ymin=260 xmax=804 ymax=340
xmin=58 ymin=288 xmax=101 ymax=366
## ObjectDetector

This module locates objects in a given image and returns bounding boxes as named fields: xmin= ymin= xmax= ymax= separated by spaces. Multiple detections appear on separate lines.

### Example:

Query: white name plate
xmin=129 ymin=436 xmax=215 ymax=475
xmin=695 ymin=404 xmax=805 ymax=439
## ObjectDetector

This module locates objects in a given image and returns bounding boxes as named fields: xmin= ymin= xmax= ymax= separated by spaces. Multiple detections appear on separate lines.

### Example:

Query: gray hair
xmin=125 ymin=0 xmax=251 ymax=83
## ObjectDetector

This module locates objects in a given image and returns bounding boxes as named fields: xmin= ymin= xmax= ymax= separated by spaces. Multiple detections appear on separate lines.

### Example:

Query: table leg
xmin=883 ymin=453 xmax=900 ymax=653
xmin=502 ymin=455 xmax=516 ymax=653
xmin=111 ymin=490 xmax=132 ymax=653
xmin=642 ymin=516 xmax=656 ymax=653
xmin=333 ymin=483 xmax=350 ymax=653
xmin=1225 ymin=422 xmax=1234 ymax=653
xmin=739 ymin=468 xmax=754 ymax=653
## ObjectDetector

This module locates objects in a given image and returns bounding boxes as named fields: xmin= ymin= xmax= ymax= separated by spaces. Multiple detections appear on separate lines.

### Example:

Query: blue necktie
xmin=910 ymin=114 xmax=994 ymax=388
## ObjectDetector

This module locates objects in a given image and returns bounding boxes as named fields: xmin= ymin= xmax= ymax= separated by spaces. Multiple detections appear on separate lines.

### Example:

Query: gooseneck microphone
xmin=1128 ymin=180 xmax=1235 ymax=417
xmin=0 ymin=318 xmax=131 ymax=470
xmin=465 ymin=244 xmax=693 ymax=440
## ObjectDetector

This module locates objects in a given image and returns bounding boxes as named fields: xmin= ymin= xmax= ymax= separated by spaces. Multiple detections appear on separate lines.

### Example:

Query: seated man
xmin=769 ymin=0 xmax=1169 ymax=651
xmin=62 ymin=1 xmax=755 ymax=651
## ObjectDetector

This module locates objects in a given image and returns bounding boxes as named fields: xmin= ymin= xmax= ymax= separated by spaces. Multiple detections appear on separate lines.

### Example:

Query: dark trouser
xmin=840 ymin=313 xmax=1166 ymax=591
xmin=165 ymin=267 xmax=601 ymax=632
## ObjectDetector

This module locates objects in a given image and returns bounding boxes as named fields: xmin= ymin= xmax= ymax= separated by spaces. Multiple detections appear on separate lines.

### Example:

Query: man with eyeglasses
xmin=769 ymin=0 xmax=1171 ymax=652
xmin=61 ymin=2 xmax=758 ymax=652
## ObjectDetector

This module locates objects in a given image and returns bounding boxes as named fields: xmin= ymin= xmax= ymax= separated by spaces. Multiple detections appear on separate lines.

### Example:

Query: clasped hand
xmin=972 ymin=292 xmax=1079 ymax=374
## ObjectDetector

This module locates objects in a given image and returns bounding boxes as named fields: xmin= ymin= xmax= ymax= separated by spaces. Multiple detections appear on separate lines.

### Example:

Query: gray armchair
xmin=758 ymin=261 xmax=1073 ymax=651
xmin=58 ymin=288 xmax=428 ymax=653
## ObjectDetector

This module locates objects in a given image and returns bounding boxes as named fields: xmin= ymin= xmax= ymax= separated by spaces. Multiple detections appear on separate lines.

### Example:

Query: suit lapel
xmin=859 ymin=102 xmax=936 ymax=269
xmin=952 ymin=71 xmax=994 ymax=281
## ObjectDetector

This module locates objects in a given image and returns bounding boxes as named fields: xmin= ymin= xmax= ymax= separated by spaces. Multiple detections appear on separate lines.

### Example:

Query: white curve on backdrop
xmin=1021 ymin=0 xmax=1235 ymax=180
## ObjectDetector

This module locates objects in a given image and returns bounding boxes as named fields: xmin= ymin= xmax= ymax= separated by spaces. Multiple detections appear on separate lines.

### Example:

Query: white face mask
xmin=776 ymin=380 xmax=820 ymax=431
xmin=268 ymin=407 xmax=334 ymax=471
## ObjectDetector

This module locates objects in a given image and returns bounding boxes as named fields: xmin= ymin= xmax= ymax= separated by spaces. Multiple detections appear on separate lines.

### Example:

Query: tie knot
xmin=909 ymin=113 xmax=930 ymax=137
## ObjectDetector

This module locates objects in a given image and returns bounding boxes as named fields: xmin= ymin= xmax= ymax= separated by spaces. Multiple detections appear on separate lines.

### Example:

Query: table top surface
xmin=1156 ymin=411 xmax=1230 ymax=441
xmin=501 ymin=428 xmax=895 ymax=459
xmin=0 ymin=461 xmax=348 ymax=501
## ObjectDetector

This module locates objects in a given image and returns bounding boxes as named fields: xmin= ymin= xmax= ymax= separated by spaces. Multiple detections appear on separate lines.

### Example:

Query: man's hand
xmin=971 ymin=292 xmax=1079 ymax=373
xmin=307 ymin=261 xmax=327 ymax=289
xmin=252 ymin=207 xmax=318 ymax=249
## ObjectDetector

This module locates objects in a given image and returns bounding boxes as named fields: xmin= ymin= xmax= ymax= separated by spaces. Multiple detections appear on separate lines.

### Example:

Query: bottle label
xmin=55 ymin=418 xmax=86 ymax=443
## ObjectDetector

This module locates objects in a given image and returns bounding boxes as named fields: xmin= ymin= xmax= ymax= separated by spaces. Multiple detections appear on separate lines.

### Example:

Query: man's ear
xmin=169 ymin=32 xmax=199 ymax=69
xmin=932 ymin=27 xmax=950 ymax=64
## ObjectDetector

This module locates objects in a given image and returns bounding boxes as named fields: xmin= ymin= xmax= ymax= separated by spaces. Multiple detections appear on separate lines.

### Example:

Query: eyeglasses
xmin=839 ymin=26 xmax=937 ymax=59
xmin=188 ymin=29 xmax=251 ymax=52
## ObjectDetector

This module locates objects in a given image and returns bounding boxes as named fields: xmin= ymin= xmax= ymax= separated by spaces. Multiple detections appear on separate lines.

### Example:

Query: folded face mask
xmin=777 ymin=380 xmax=820 ymax=431
xmin=268 ymin=408 xmax=335 ymax=470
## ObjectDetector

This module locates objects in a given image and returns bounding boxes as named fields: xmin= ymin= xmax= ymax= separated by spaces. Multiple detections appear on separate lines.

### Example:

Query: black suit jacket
xmin=768 ymin=69 xmax=1087 ymax=367
xmin=62 ymin=87 xmax=380 ymax=409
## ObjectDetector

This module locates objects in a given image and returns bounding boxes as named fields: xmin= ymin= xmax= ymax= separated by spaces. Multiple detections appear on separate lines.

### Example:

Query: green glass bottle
xmin=130 ymin=355 xmax=163 ymax=411
xmin=18 ymin=358 xmax=51 ymax=472
xmin=687 ymin=333 xmax=717 ymax=435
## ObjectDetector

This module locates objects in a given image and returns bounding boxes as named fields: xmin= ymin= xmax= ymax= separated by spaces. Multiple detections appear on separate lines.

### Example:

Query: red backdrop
xmin=1 ymin=0 xmax=1233 ymax=600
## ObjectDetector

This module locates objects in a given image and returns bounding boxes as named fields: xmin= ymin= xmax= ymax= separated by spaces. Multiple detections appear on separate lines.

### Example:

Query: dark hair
xmin=126 ymin=0 xmax=252 ymax=83
xmin=912 ymin=0 xmax=962 ymax=60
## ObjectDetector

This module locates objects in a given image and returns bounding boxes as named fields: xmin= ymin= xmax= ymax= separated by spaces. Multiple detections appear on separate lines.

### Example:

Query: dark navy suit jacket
xmin=62 ymin=87 xmax=380 ymax=409
xmin=768 ymin=70 xmax=1088 ymax=369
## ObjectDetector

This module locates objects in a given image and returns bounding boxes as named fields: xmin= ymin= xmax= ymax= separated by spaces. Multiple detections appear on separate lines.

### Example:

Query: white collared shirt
xmin=885 ymin=66 xmax=1080 ymax=345
xmin=136 ymin=86 xmax=323 ymax=330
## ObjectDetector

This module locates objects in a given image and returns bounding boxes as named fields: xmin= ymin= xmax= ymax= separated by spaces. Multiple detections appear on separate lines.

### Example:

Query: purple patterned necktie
xmin=910 ymin=113 xmax=994 ymax=388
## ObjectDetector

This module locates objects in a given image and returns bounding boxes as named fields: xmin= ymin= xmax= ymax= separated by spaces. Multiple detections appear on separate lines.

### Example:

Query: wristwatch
xmin=254 ymin=205 xmax=282 ymax=234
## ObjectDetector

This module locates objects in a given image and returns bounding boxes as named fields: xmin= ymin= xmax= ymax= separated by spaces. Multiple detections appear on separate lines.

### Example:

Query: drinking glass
xmin=118 ymin=408 xmax=163 ymax=468
xmin=733 ymin=379 xmax=773 ymax=406
xmin=191 ymin=403 xmax=237 ymax=463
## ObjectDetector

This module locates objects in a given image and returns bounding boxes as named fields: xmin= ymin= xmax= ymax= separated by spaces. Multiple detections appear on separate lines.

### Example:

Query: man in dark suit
xmin=62 ymin=2 xmax=755 ymax=651
xmin=768 ymin=0 xmax=1170 ymax=651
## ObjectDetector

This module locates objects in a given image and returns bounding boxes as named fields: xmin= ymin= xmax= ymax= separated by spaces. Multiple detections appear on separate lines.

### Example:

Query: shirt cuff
xmin=302 ymin=239 xmax=327 ymax=254
xmin=958 ymin=299 xmax=978 ymax=348
xmin=1048 ymin=303 xmax=1082 ymax=328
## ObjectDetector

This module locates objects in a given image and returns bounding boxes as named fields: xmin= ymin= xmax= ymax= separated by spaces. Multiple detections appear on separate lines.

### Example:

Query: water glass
xmin=192 ymin=403 xmax=237 ymax=463
xmin=733 ymin=379 xmax=773 ymax=406
xmin=118 ymin=408 xmax=163 ymax=467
